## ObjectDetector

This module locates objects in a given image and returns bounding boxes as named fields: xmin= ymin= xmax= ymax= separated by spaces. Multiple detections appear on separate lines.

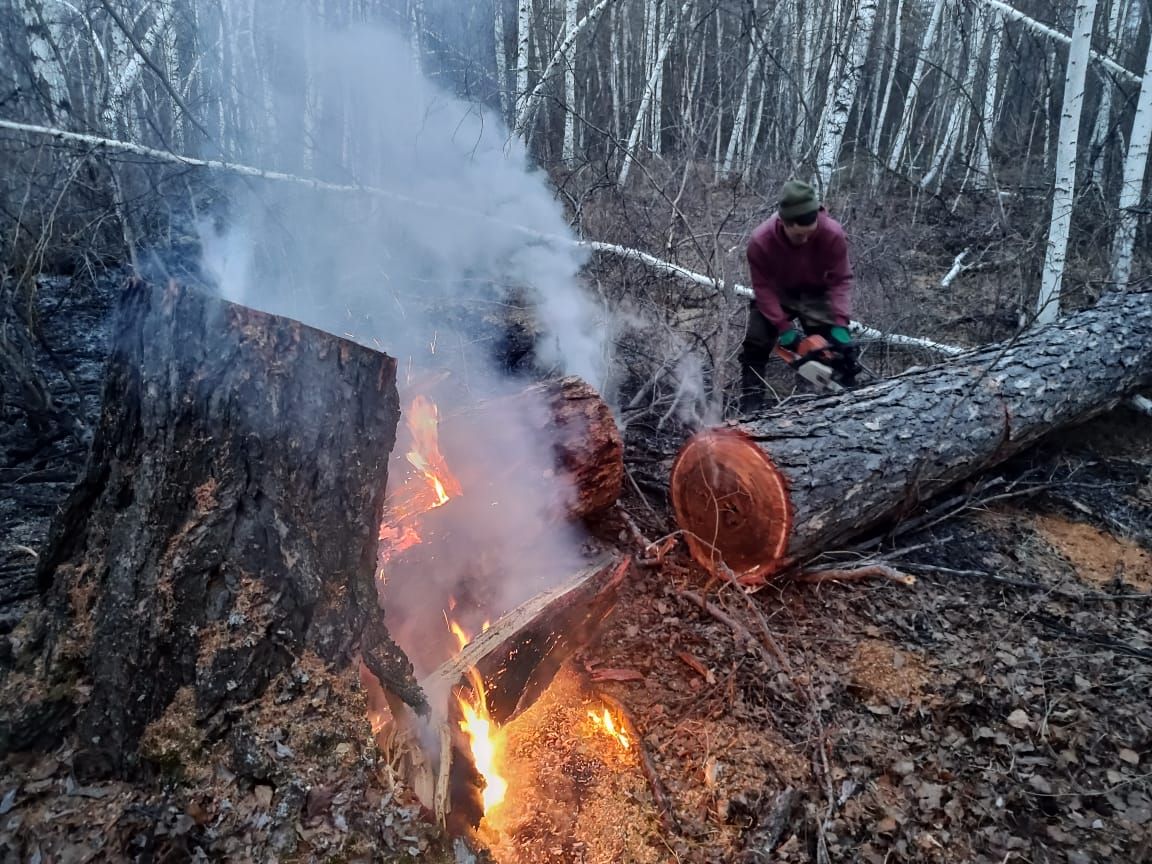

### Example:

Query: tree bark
xmin=655 ymin=290 xmax=1152 ymax=586
xmin=1036 ymin=0 xmax=1099 ymax=324
xmin=1110 ymin=18 xmax=1152 ymax=289
xmin=4 ymin=278 xmax=422 ymax=771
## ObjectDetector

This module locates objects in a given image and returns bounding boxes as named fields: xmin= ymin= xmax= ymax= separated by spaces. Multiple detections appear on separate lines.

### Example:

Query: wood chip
xmin=590 ymin=668 xmax=644 ymax=682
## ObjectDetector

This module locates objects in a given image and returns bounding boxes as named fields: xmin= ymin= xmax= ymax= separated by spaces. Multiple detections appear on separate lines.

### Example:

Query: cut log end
xmin=670 ymin=427 xmax=792 ymax=582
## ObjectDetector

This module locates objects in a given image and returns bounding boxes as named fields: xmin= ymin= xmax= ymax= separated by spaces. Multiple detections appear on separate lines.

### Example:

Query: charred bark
xmin=2 ymin=278 xmax=422 ymax=771
xmin=659 ymin=290 xmax=1152 ymax=585
xmin=381 ymin=555 xmax=630 ymax=833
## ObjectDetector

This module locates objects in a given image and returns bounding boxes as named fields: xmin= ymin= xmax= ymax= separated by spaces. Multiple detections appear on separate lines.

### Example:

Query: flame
xmin=404 ymin=396 xmax=461 ymax=505
xmin=377 ymin=395 xmax=461 ymax=566
xmin=448 ymin=619 xmax=507 ymax=815
xmin=588 ymin=706 xmax=631 ymax=751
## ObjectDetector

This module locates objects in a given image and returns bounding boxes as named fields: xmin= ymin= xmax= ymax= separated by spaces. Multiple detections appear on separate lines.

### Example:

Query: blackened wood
xmin=15 ymin=278 xmax=422 ymax=770
xmin=429 ymin=554 xmax=628 ymax=727
xmin=388 ymin=555 xmax=629 ymax=831
xmin=664 ymin=290 xmax=1152 ymax=584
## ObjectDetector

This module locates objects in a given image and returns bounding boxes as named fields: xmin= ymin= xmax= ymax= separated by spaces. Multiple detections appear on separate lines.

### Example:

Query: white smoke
xmin=195 ymin=8 xmax=612 ymax=685
xmin=197 ymin=20 xmax=607 ymax=390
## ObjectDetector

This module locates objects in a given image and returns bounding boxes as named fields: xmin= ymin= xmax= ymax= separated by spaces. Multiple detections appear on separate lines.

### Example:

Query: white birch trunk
xmin=494 ymin=0 xmax=511 ymax=123
xmin=814 ymin=0 xmax=879 ymax=193
xmin=972 ymin=9 xmax=1004 ymax=188
xmin=921 ymin=7 xmax=988 ymax=190
xmin=712 ymin=11 xmax=723 ymax=175
xmin=886 ymin=0 xmax=947 ymax=174
xmin=1087 ymin=0 xmax=1129 ymax=180
xmin=649 ymin=0 xmax=665 ymax=155
xmin=1036 ymin=0 xmax=1099 ymax=324
xmin=722 ymin=20 xmax=760 ymax=177
xmin=409 ymin=0 xmax=424 ymax=72
xmin=1109 ymin=27 xmax=1152 ymax=288
xmin=618 ymin=0 xmax=692 ymax=189
xmin=609 ymin=4 xmax=622 ymax=142
xmin=515 ymin=0 xmax=615 ymax=137
xmin=515 ymin=0 xmax=532 ymax=123
xmin=869 ymin=0 xmax=904 ymax=186
xmin=743 ymin=75 xmax=769 ymax=184
xmin=101 ymin=6 xmax=175 ymax=139
xmin=20 ymin=0 xmax=72 ymax=123
xmin=563 ymin=0 xmax=577 ymax=165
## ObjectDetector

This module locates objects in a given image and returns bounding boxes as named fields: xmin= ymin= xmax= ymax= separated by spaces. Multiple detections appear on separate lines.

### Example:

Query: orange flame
xmin=448 ymin=618 xmax=507 ymax=815
xmin=377 ymin=395 xmax=461 ymax=566
xmin=404 ymin=396 xmax=461 ymax=505
xmin=588 ymin=706 xmax=631 ymax=751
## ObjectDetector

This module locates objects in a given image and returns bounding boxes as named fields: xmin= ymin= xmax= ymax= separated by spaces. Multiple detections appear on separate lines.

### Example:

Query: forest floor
xmin=1 ymin=272 xmax=1150 ymax=864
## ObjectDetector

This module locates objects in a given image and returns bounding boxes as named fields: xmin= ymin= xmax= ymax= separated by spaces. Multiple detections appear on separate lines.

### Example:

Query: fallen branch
xmin=940 ymin=248 xmax=971 ymax=289
xmin=739 ymin=787 xmax=801 ymax=861
xmin=789 ymin=565 xmax=915 ymax=586
xmin=595 ymin=692 xmax=682 ymax=836
xmin=977 ymin=0 xmax=1141 ymax=84
xmin=0 ymin=120 xmax=973 ymax=362
xmin=678 ymin=589 xmax=789 ymax=673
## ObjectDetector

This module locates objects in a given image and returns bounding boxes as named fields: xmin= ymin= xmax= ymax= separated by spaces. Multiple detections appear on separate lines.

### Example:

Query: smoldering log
xmin=441 ymin=375 xmax=624 ymax=522
xmin=4 ymin=278 xmax=423 ymax=769
xmin=659 ymin=290 xmax=1152 ymax=586
xmin=382 ymin=555 xmax=630 ymax=832
xmin=429 ymin=553 xmax=629 ymax=726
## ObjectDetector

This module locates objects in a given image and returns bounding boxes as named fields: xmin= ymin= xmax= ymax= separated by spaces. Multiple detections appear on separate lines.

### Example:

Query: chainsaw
xmin=773 ymin=334 xmax=861 ymax=394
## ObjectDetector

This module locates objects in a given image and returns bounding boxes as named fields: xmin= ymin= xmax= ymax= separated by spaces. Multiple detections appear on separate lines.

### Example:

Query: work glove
xmin=829 ymin=326 xmax=853 ymax=346
xmin=778 ymin=329 xmax=802 ymax=349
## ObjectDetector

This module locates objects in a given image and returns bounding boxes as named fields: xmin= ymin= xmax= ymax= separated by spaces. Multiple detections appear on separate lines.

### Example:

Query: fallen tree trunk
xmin=1 ymin=278 xmax=423 ymax=770
xmin=663 ymin=290 xmax=1152 ymax=586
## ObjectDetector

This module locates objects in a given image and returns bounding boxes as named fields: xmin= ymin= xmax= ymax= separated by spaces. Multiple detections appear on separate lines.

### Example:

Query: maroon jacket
xmin=746 ymin=208 xmax=854 ymax=332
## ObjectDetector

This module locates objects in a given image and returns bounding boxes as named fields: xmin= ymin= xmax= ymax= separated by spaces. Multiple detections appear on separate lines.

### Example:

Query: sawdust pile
xmin=480 ymin=664 xmax=664 ymax=864
xmin=1034 ymin=515 xmax=1152 ymax=592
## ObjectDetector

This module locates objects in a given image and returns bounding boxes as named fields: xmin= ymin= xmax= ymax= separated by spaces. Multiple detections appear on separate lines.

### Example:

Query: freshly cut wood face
xmin=669 ymin=427 xmax=792 ymax=582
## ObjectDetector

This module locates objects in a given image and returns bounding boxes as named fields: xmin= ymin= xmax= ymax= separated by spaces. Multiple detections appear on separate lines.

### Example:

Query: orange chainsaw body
xmin=773 ymin=334 xmax=846 ymax=393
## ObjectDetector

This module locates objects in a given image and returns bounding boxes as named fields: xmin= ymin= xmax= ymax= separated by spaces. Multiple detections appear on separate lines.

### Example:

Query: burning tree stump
xmin=664 ymin=290 xmax=1152 ymax=585
xmin=1 ymin=278 xmax=423 ymax=770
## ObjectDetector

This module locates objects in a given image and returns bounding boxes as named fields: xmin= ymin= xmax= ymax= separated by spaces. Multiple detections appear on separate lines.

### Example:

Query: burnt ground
xmin=0 ymin=274 xmax=1150 ymax=864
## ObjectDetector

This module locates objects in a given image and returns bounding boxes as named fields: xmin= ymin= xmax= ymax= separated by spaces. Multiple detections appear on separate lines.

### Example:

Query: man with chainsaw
xmin=739 ymin=179 xmax=859 ymax=411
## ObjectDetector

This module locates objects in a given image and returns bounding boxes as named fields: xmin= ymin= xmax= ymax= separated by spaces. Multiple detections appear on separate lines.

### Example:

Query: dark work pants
xmin=738 ymin=300 xmax=837 ymax=408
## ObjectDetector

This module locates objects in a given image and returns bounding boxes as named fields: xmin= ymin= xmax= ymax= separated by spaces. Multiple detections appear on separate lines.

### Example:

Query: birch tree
xmin=971 ymin=9 xmax=1005 ymax=188
xmin=1036 ymin=0 xmax=1099 ymax=324
xmin=921 ymin=5 xmax=989 ymax=190
xmin=562 ymin=0 xmax=577 ymax=164
xmin=1110 ymin=24 xmax=1152 ymax=288
xmin=813 ymin=0 xmax=879 ymax=193
xmin=514 ymin=0 xmax=615 ymax=139
xmin=493 ymin=0 xmax=511 ymax=122
xmin=19 ymin=0 xmax=72 ymax=124
xmin=887 ymin=0 xmax=947 ymax=175
xmin=721 ymin=5 xmax=762 ymax=178
xmin=617 ymin=0 xmax=692 ymax=189
xmin=1086 ymin=0 xmax=1129 ymax=181
xmin=514 ymin=0 xmax=532 ymax=122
